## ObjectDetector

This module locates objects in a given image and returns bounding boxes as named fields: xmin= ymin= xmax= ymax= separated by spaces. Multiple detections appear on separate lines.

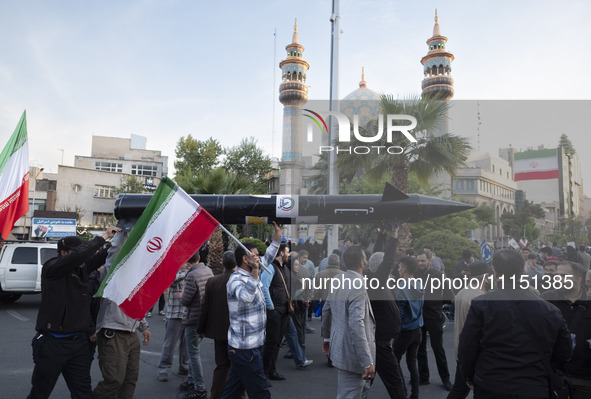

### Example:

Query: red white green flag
xmin=0 ymin=111 xmax=29 ymax=240
xmin=514 ymin=148 xmax=559 ymax=181
xmin=96 ymin=176 xmax=219 ymax=320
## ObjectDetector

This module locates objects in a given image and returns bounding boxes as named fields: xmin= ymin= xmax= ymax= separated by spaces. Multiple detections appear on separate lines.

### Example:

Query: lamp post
xmin=29 ymin=167 xmax=44 ymax=240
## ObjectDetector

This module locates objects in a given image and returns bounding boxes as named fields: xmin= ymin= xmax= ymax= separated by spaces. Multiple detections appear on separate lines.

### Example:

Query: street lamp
xmin=30 ymin=168 xmax=44 ymax=239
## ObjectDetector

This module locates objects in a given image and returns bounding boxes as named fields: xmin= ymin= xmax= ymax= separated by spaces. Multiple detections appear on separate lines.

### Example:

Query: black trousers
xmin=446 ymin=361 xmax=470 ymax=399
xmin=418 ymin=316 xmax=450 ymax=382
xmin=27 ymin=332 xmax=93 ymax=399
xmin=263 ymin=309 xmax=289 ymax=375
xmin=393 ymin=328 xmax=422 ymax=399
xmin=211 ymin=340 xmax=231 ymax=399
xmin=376 ymin=340 xmax=406 ymax=399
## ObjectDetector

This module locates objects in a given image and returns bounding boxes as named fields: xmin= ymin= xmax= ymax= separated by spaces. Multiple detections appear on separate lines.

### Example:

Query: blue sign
xmin=32 ymin=218 xmax=77 ymax=238
xmin=480 ymin=241 xmax=493 ymax=263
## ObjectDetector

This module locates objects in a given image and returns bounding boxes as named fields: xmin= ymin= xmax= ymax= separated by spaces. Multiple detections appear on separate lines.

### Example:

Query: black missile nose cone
xmin=413 ymin=195 xmax=475 ymax=221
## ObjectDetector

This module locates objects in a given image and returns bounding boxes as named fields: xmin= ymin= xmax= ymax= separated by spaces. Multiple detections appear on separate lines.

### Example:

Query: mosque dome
xmin=341 ymin=68 xmax=381 ymax=127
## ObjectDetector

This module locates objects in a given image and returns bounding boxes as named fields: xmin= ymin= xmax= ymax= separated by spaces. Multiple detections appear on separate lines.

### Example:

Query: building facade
xmin=452 ymin=152 xmax=516 ymax=246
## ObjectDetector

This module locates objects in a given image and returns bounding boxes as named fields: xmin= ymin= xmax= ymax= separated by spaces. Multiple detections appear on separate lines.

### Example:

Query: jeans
xmin=222 ymin=346 xmax=270 ymax=399
xmin=157 ymin=318 xmax=188 ymax=375
xmin=185 ymin=325 xmax=206 ymax=393
xmin=284 ymin=317 xmax=306 ymax=366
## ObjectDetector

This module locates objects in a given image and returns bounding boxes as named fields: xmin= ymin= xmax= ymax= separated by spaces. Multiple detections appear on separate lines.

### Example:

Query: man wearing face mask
xmin=28 ymin=227 xmax=120 ymax=399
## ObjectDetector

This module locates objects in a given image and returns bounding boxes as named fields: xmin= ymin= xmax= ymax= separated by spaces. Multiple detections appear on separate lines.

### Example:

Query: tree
xmin=336 ymin=94 xmax=471 ymax=193
xmin=500 ymin=200 xmax=545 ymax=242
xmin=223 ymin=137 xmax=273 ymax=188
xmin=115 ymin=176 xmax=146 ymax=194
xmin=174 ymin=136 xmax=223 ymax=177
xmin=558 ymin=133 xmax=575 ymax=156
xmin=175 ymin=167 xmax=266 ymax=274
xmin=413 ymin=230 xmax=481 ymax=272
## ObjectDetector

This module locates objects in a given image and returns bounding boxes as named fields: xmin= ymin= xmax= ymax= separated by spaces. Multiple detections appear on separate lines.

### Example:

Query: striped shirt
xmin=226 ymin=240 xmax=279 ymax=349
xmin=227 ymin=268 xmax=266 ymax=349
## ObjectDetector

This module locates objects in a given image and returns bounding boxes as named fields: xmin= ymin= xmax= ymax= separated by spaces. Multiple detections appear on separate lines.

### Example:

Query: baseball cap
xmin=57 ymin=236 xmax=82 ymax=252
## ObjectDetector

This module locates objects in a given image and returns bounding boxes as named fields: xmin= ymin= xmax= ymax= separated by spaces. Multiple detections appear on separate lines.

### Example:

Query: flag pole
xmin=218 ymin=224 xmax=272 ymax=275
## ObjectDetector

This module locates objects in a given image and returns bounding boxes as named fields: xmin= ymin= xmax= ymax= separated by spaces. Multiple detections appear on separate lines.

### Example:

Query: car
xmin=0 ymin=241 xmax=57 ymax=303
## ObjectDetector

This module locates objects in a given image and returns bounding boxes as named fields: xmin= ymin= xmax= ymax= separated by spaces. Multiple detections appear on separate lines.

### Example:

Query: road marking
xmin=140 ymin=350 xmax=161 ymax=356
xmin=7 ymin=311 xmax=29 ymax=322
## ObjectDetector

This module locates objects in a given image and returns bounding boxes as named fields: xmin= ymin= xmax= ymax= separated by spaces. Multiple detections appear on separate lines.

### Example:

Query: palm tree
xmin=336 ymin=94 xmax=471 ymax=246
xmin=175 ymin=167 xmax=264 ymax=273
xmin=337 ymin=94 xmax=471 ymax=193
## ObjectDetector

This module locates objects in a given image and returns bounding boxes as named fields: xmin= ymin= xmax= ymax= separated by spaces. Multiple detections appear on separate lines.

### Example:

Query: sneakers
xmin=158 ymin=373 xmax=169 ymax=382
xmin=159 ymin=310 xmax=166 ymax=316
xmin=297 ymin=359 xmax=313 ymax=369
xmin=305 ymin=326 xmax=316 ymax=334
xmin=184 ymin=389 xmax=208 ymax=399
xmin=180 ymin=381 xmax=193 ymax=391
xmin=146 ymin=311 xmax=152 ymax=317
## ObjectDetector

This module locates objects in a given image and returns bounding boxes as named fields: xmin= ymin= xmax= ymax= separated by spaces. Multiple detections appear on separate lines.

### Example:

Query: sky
xmin=0 ymin=0 xmax=590 ymax=193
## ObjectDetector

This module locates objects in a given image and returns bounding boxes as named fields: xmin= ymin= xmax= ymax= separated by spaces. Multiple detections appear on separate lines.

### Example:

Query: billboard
xmin=31 ymin=218 xmax=76 ymax=238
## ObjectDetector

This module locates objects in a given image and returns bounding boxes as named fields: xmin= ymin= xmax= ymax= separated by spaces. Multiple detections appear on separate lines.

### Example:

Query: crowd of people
xmin=26 ymin=223 xmax=591 ymax=399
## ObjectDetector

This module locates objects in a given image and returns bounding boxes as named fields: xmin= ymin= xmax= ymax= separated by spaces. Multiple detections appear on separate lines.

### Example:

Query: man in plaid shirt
xmin=157 ymin=263 xmax=191 ymax=381
xmin=221 ymin=223 xmax=282 ymax=399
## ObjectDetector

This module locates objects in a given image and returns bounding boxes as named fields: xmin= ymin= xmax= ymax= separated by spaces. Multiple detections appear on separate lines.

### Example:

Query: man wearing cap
xmin=27 ymin=227 xmax=120 ymax=399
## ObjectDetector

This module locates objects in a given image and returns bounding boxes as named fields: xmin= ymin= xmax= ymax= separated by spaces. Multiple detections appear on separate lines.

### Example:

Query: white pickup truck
xmin=0 ymin=242 xmax=57 ymax=303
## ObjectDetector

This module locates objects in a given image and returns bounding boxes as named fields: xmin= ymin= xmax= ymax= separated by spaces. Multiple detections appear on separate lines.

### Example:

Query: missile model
xmin=114 ymin=183 xmax=474 ymax=227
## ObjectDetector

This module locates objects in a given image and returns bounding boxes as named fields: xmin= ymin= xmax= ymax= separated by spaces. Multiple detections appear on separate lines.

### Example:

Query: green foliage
xmin=239 ymin=237 xmax=267 ymax=256
xmin=336 ymin=94 xmax=471 ymax=192
xmin=77 ymin=230 xmax=95 ymax=243
xmin=223 ymin=137 xmax=272 ymax=188
xmin=174 ymin=136 xmax=223 ymax=176
xmin=501 ymin=200 xmax=544 ymax=241
xmin=115 ymin=176 xmax=147 ymax=194
xmin=413 ymin=231 xmax=482 ymax=272
xmin=176 ymin=167 xmax=263 ymax=195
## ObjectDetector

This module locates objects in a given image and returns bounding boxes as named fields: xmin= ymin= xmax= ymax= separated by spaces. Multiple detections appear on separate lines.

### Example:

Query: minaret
xmin=279 ymin=19 xmax=309 ymax=195
xmin=422 ymin=10 xmax=455 ymax=196
xmin=420 ymin=10 xmax=454 ymax=101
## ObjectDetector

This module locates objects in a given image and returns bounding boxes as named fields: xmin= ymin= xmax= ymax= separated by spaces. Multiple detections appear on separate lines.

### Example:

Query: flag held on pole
xmin=96 ymin=177 xmax=219 ymax=320
xmin=0 ymin=111 xmax=29 ymax=240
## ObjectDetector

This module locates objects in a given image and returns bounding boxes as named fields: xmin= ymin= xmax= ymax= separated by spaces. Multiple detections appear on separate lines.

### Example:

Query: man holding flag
xmin=0 ymin=111 xmax=29 ymax=240
xmin=93 ymin=176 xmax=222 ymax=398
xmin=28 ymin=227 xmax=120 ymax=399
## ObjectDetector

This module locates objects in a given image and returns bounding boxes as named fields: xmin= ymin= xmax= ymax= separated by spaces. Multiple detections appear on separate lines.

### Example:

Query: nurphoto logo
xmin=303 ymin=108 xmax=417 ymax=155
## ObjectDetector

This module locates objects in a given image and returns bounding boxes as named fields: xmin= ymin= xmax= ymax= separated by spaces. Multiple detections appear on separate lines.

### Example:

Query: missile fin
xmin=381 ymin=183 xmax=409 ymax=202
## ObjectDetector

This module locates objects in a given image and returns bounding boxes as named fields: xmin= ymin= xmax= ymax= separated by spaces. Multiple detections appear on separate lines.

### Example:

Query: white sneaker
xmin=297 ymin=359 xmax=313 ymax=369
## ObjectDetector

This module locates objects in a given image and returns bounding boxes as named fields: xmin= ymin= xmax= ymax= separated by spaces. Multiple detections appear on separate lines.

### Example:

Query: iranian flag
xmin=96 ymin=176 xmax=219 ymax=320
xmin=0 ymin=111 xmax=29 ymax=240
xmin=514 ymin=148 xmax=559 ymax=181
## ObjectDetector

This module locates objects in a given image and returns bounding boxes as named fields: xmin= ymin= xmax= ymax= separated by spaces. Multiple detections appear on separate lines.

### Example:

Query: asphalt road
xmin=1 ymin=295 xmax=469 ymax=399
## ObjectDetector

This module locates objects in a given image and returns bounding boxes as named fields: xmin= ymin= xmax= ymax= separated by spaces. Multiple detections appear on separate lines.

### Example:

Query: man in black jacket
xmin=28 ymin=227 xmax=120 ymax=399
xmin=541 ymin=261 xmax=591 ymax=398
xmin=459 ymin=249 xmax=572 ymax=399
xmin=416 ymin=251 xmax=452 ymax=391
xmin=367 ymin=227 xmax=406 ymax=399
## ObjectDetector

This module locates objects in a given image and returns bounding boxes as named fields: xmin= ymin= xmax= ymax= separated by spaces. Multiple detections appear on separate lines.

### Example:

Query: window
xmin=40 ymin=248 xmax=55 ymax=264
xmin=94 ymin=185 xmax=115 ymax=198
xmin=12 ymin=247 xmax=37 ymax=264
xmin=95 ymin=162 xmax=123 ymax=172
xmin=93 ymin=212 xmax=113 ymax=226
xmin=131 ymin=164 xmax=157 ymax=176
